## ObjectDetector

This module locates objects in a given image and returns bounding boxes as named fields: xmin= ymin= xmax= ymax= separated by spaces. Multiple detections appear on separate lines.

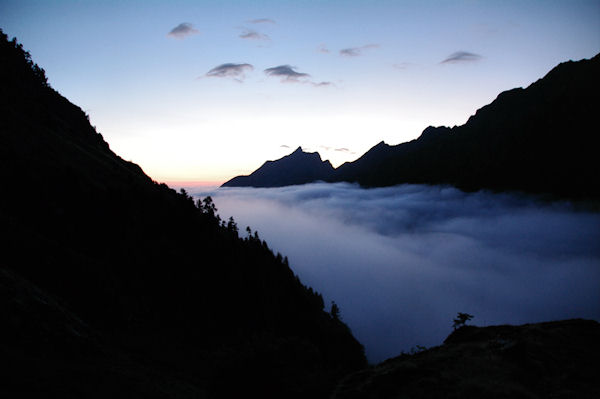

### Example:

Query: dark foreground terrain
xmin=333 ymin=319 xmax=600 ymax=399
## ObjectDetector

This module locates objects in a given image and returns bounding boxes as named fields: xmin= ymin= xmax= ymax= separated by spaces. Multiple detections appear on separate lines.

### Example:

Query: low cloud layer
xmin=441 ymin=51 xmax=482 ymax=63
xmin=194 ymin=183 xmax=600 ymax=362
xmin=167 ymin=23 xmax=199 ymax=39
xmin=340 ymin=43 xmax=379 ymax=57
xmin=205 ymin=63 xmax=253 ymax=80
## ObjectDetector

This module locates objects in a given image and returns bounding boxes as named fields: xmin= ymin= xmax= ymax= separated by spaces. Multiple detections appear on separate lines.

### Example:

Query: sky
xmin=196 ymin=183 xmax=600 ymax=362
xmin=1 ymin=0 xmax=599 ymax=184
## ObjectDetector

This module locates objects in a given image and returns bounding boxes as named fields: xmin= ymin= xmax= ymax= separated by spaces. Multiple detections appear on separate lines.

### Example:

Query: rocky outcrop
xmin=333 ymin=319 xmax=600 ymax=399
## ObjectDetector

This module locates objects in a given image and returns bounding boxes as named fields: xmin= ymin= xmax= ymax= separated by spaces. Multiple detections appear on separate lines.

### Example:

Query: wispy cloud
xmin=280 ymin=144 xmax=290 ymax=148
xmin=334 ymin=147 xmax=356 ymax=154
xmin=393 ymin=62 xmax=415 ymax=70
xmin=312 ymin=81 xmax=333 ymax=87
xmin=317 ymin=44 xmax=330 ymax=54
xmin=205 ymin=63 xmax=254 ymax=81
xmin=239 ymin=28 xmax=270 ymax=41
xmin=340 ymin=44 xmax=379 ymax=57
xmin=441 ymin=51 xmax=482 ymax=64
xmin=264 ymin=65 xmax=333 ymax=87
xmin=264 ymin=65 xmax=310 ymax=82
xmin=248 ymin=18 xmax=276 ymax=24
xmin=167 ymin=23 xmax=199 ymax=39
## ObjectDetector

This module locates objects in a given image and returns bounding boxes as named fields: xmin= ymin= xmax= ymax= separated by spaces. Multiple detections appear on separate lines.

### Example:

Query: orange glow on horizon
xmin=160 ymin=179 xmax=224 ymax=189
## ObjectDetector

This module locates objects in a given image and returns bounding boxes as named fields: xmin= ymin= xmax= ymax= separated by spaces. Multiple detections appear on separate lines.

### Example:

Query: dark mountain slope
xmin=0 ymin=267 xmax=209 ymax=398
xmin=0 ymin=30 xmax=365 ymax=398
xmin=334 ymin=54 xmax=600 ymax=199
xmin=222 ymin=146 xmax=334 ymax=187
xmin=333 ymin=319 xmax=600 ymax=399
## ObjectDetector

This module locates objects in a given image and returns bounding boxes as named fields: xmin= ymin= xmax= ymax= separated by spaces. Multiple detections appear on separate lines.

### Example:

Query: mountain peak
xmin=287 ymin=146 xmax=324 ymax=161
xmin=372 ymin=140 xmax=389 ymax=150
xmin=222 ymin=146 xmax=334 ymax=187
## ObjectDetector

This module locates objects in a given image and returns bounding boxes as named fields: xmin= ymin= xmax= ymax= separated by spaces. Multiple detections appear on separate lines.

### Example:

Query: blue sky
xmin=1 ymin=0 xmax=599 ymax=184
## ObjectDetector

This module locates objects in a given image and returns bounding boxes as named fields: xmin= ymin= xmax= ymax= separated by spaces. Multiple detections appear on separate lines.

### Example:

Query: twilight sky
xmin=1 ymin=0 xmax=599 ymax=184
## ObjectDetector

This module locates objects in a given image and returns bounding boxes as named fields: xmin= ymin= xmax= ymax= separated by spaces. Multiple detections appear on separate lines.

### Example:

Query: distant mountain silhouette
xmin=224 ymin=54 xmax=600 ymax=200
xmin=333 ymin=53 xmax=600 ymax=199
xmin=222 ymin=146 xmax=334 ymax=187
xmin=0 ymin=30 xmax=365 ymax=398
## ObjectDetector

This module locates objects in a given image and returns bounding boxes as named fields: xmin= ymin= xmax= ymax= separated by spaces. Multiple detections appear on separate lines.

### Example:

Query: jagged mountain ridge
xmin=0 ymin=30 xmax=365 ymax=398
xmin=223 ymin=54 xmax=600 ymax=200
xmin=222 ymin=146 xmax=334 ymax=187
xmin=334 ymin=53 xmax=600 ymax=198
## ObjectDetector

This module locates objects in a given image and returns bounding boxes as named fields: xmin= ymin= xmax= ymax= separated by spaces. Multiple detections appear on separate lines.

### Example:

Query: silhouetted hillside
xmin=224 ymin=54 xmax=600 ymax=200
xmin=222 ymin=146 xmax=334 ymax=187
xmin=0 ymin=30 xmax=365 ymax=398
xmin=334 ymin=53 xmax=600 ymax=199
xmin=0 ymin=267 xmax=209 ymax=397
xmin=333 ymin=319 xmax=600 ymax=399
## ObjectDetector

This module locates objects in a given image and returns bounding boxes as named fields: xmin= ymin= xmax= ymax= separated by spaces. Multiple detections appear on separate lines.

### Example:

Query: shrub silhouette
xmin=331 ymin=301 xmax=341 ymax=320
xmin=453 ymin=312 xmax=474 ymax=330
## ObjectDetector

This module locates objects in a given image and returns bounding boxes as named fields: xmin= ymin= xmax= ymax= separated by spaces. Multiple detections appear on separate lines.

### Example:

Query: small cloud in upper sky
xmin=393 ymin=62 xmax=415 ymax=70
xmin=317 ymin=44 xmax=330 ymax=53
xmin=248 ymin=18 xmax=276 ymax=24
xmin=441 ymin=51 xmax=482 ymax=64
xmin=335 ymin=147 xmax=356 ymax=154
xmin=264 ymin=65 xmax=333 ymax=87
xmin=264 ymin=65 xmax=310 ymax=82
xmin=280 ymin=144 xmax=290 ymax=148
xmin=205 ymin=63 xmax=254 ymax=81
xmin=340 ymin=44 xmax=379 ymax=57
xmin=239 ymin=28 xmax=270 ymax=41
xmin=167 ymin=23 xmax=199 ymax=39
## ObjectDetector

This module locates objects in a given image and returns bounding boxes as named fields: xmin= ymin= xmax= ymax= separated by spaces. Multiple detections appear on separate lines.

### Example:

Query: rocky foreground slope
xmin=333 ymin=319 xmax=600 ymax=399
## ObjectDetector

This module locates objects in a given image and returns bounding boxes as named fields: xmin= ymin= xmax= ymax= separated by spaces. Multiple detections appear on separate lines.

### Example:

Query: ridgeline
xmin=224 ymin=54 xmax=600 ymax=202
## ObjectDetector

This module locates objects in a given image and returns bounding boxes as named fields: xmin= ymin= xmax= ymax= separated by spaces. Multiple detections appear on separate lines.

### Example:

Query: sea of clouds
xmin=192 ymin=182 xmax=600 ymax=362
